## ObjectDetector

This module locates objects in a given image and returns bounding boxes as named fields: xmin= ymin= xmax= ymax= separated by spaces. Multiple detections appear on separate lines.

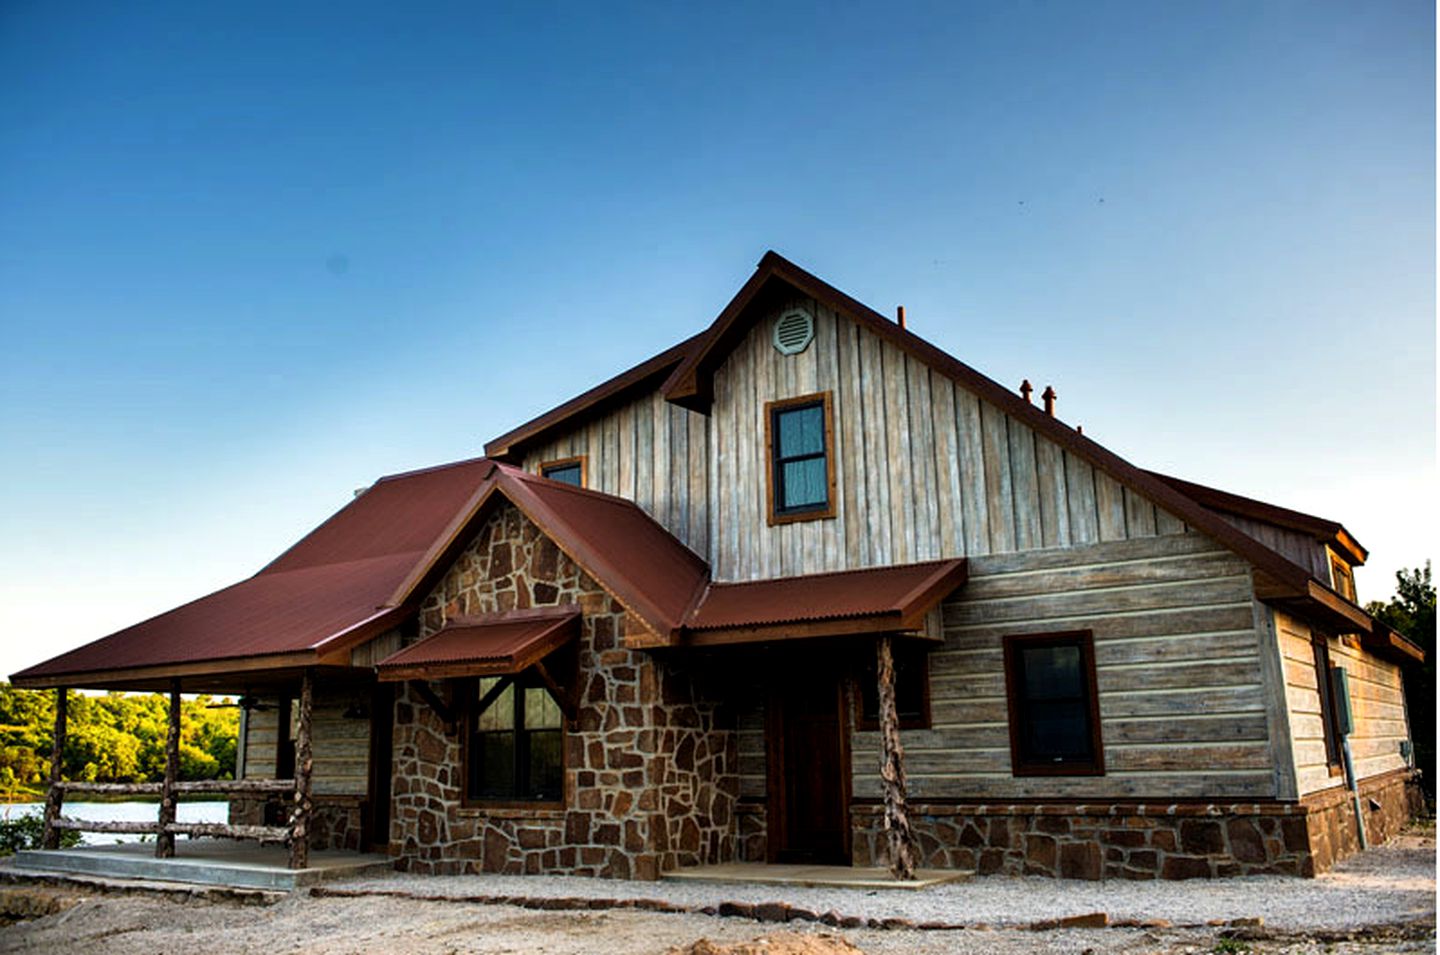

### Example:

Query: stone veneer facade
xmin=850 ymin=767 xmax=1422 ymax=879
xmin=388 ymin=502 xmax=737 ymax=878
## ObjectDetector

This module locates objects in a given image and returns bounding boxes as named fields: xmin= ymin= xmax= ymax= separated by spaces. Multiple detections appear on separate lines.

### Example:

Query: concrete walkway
xmin=9 ymin=839 xmax=392 ymax=890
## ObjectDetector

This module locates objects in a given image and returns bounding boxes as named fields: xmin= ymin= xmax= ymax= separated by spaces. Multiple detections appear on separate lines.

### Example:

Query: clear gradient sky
xmin=1 ymin=1 xmax=1434 ymax=680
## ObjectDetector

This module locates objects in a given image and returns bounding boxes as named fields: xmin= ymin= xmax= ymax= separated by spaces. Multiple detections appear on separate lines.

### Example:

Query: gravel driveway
xmin=0 ymin=831 xmax=1431 ymax=954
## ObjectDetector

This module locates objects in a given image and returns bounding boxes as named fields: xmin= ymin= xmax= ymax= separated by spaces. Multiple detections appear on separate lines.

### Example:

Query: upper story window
xmin=540 ymin=456 xmax=586 ymax=487
xmin=1329 ymin=555 xmax=1356 ymax=602
xmin=466 ymin=676 xmax=564 ymax=804
xmin=765 ymin=392 xmax=836 ymax=525
xmin=1003 ymin=631 xmax=1104 ymax=776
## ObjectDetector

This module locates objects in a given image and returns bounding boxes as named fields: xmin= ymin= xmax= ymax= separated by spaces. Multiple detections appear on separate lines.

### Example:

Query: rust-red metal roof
xmin=376 ymin=607 xmax=581 ymax=680
xmin=11 ymin=457 xmax=498 ymax=684
xmin=685 ymin=559 xmax=968 ymax=631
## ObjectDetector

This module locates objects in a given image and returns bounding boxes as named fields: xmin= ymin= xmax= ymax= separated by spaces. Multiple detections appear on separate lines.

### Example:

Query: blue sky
xmin=1 ymin=1 xmax=1433 ymax=679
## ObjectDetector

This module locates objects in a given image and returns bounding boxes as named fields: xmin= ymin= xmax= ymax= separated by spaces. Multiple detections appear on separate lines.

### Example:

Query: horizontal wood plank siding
xmin=853 ymin=534 xmax=1274 ymax=801
xmin=1275 ymin=609 xmax=1412 ymax=796
xmin=240 ymin=686 xmax=371 ymax=797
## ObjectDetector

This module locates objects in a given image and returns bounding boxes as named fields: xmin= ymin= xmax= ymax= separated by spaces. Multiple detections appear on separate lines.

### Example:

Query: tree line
xmin=0 ymin=685 xmax=239 ymax=798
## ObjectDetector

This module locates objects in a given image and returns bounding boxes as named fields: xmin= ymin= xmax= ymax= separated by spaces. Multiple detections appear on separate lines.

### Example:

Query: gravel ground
xmin=0 ymin=831 xmax=1430 ymax=954
xmin=325 ymin=832 xmax=1436 ymax=932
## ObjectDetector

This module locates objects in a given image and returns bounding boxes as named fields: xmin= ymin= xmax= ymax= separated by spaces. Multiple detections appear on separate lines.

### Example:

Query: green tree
xmin=1366 ymin=562 xmax=1435 ymax=803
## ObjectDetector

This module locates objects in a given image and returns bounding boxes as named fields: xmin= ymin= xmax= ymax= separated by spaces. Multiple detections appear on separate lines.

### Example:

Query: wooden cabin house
xmin=13 ymin=252 xmax=1423 ymax=880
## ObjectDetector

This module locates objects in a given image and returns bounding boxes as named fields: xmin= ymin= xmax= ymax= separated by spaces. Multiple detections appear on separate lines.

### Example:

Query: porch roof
xmin=678 ymin=558 xmax=967 ymax=646
xmin=375 ymin=607 xmax=581 ymax=681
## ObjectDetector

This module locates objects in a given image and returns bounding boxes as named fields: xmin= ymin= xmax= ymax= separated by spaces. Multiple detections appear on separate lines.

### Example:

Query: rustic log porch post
xmin=876 ymin=637 xmax=916 ymax=880
xmin=156 ymin=678 xmax=181 ymax=858
xmin=41 ymin=688 xmax=67 ymax=850
xmin=289 ymin=667 xmax=315 ymax=869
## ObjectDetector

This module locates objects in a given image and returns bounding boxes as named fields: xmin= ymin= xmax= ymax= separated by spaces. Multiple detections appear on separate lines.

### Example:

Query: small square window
xmin=1003 ymin=631 xmax=1104 ymax=776
xmin=765 ymin=392 xmax=836 ymax=525
xmin=856 ymin=643 xmax=931 ymax=730
xmin=540 ymin=456 xmax=586 ymax=488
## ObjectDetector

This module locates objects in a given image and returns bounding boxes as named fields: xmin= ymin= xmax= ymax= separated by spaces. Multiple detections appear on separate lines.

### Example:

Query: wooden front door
xmin=767 ymin=677 xmax=851 ymax=865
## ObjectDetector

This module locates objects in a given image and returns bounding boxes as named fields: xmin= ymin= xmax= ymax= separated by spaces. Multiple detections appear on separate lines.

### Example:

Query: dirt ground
xmin=0 ymin=830 xmax=1432 ymax=955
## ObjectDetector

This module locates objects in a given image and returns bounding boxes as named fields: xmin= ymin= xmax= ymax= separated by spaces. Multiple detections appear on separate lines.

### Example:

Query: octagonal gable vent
xmin=772 ymin=310 xmax=814 ymax=356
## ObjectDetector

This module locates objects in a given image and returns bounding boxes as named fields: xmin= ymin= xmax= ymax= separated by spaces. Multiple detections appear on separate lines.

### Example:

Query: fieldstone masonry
xmin=852 ymin=768 xmax=1422 ymax=879
xmin=388 ymin=502 xmax=737 ymax=878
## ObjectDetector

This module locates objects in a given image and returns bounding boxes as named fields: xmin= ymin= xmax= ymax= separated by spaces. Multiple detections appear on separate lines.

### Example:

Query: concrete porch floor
xmin=662 ymin=862 xmax=971 ymax=890
xmin=8 ymin=839 xmax=393 ymax=891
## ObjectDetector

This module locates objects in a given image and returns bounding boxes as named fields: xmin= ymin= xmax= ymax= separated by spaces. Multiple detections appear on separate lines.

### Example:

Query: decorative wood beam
xmin=412 ymin=679 xmax=463 ymax=730
xmin=41 ymin=688 xmax=66 ymax=850
xmin=155 ymin=678 xmax=181 ymax=859
xmin=877 ymin=637 xmax=916 ymax=880
xmin=289 ymin=668 xmax=315 ymax=869
xmin=532 ymin=660 xmax=577 ymax=723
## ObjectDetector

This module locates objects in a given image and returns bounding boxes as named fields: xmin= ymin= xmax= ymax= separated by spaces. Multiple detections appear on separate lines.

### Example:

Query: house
xmin=13 ymin=251 xmax=1423 ymax=881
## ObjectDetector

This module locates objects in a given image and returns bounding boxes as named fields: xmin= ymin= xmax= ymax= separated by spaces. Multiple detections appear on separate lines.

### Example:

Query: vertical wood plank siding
xmin=1274 ymin=609 xmax=1412 ymax=796
xmin=853 ymin=535 xmax=1275 ymax=801
xmin=520 ymin=297 xmax=1188 ymax=580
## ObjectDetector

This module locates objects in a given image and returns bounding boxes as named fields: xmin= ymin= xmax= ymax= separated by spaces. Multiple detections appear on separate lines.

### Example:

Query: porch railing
xmin=49 ymin=779 xmax=297 ymax=843
xmin=40 ymin=668 xmax=317 ymax=869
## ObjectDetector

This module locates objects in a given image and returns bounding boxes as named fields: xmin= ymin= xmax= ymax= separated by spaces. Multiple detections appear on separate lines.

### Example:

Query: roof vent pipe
xmin=1042 ymin=385 xmax=1057 ymax=416
xmin=896 ymin=305 xmax=906 ymax=329
xmin=1019 ymin=379 xmax=1033 ymax=404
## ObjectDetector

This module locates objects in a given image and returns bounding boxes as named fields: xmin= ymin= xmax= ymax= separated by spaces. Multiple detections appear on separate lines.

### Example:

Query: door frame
xmin=764 ymin=677 xmax=852 ymax=864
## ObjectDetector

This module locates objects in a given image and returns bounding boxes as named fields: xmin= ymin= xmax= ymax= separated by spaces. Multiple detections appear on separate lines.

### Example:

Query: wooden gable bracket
xmin=533 ymin=641 xmax=582 ymax=726
xmin=410 ymin=680 xmax=460 ymax=732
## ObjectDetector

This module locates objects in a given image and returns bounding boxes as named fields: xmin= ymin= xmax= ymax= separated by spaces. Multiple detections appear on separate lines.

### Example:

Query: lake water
xmin=3 ymin=801 xmax=230 ymax=846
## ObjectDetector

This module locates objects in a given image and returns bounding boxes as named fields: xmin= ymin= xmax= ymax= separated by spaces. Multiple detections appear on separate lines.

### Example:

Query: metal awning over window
xmin=375 ymin=606 xmax=580 ymax=681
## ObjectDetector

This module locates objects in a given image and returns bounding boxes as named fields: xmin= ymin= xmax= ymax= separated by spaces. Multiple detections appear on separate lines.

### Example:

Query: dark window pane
xmin=1020 ymin=645 xmax=1082 ymax=700
xmin=777 ymin=405 xmax=824 ymax=457
xmin=526 ymin=729 xmax=563 ymax=800
xmin=471 ymin=732 xmax=515 ymax=799
xmin=781 ymin=458 xmax=827 ymax=509
xmin=543 ymin=463 xmax=582 ymax=486
xmin=860 ymin=649 xmax=927 ymax=725
xmin=1022 ymin=699 xmax=1092 ymax=761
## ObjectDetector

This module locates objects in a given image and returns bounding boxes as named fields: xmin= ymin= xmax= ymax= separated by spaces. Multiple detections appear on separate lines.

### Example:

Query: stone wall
xmin=1301 ymin=769 xmax=1422 ymax=873
xmin=389 ymin=502 xmax=735 ymax=878
xmin=228 ymin=795 xmax=364 ymax=852
xmin=852 ymin=771 xmax=1422 ymax=879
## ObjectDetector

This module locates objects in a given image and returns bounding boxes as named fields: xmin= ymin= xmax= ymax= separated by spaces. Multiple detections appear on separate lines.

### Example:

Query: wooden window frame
xmin=1329 ymin=556 xmax=1356 ymax=602
xmin=764 ymin=391 xmax=837 ymax=526
xmin=459 ymin=674 xmax=567 ymax=810
xmin=539 ymin=455 xmax=587 ymax=488
xmin=1002 ymin=630 xmax=1105 ymax=777
xmin=854 ymin=645 xmax=932 ymax=731
xmin=1311 ymin=636 xmax=1345 ymax=776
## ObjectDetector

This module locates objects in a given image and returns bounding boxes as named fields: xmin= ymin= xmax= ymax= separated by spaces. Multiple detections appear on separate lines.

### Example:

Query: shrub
xmin=0 ymin=814 xmax=81 ymax=855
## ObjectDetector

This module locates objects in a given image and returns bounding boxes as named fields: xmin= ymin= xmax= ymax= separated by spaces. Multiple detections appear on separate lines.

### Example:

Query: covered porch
xmin=8 ymin=837 xmax=392 ymax=891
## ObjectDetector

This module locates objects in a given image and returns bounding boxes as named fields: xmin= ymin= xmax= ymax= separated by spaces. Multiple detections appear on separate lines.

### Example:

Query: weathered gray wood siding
xmin=521 ymin=296 xmax=1187 ymax=581
xmin=521 ymin=389 xmax=711 ymax=557
xmin=707 ymin=298 xmax=1187 ymax=580
xmin=1274 ymin=609 xmax=1411 ymax=796
xmin=1215 ymin=513 xmax=1331 ymax=582
xmin=240 ymin=686 xmax=370 ymax=797
xmin=852 ymin=534 xmax=1276 ymax=801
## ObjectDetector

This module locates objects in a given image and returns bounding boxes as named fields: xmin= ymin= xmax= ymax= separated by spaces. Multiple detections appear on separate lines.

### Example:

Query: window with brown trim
xmin=1003 ymin=631 xmax=1104 ymax=776
xmin=464 ymin=675 xmax=564 ymax=804
xmin=540 ymin=455 xmax=586 ymax=488
xmin=1311 ymin=637 xmax=1344 ymax=774
xmin=765 ymin=392 xmax=836 ymax=525
xmin=856 ymin=644 xmax=931 ymax=730
xmin=1329 ymin=556 xmax=1356 ymax=602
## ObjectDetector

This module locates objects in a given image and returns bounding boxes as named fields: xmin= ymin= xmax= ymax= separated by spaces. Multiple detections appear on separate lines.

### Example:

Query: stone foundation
xmin=1301 ymin=768 xmax=1423 ymax=873
xmin=852 ymin=769 xmax=1422 ymax=880
xmin=229 ymin=795 xmax=364 ymax=852
xmin=388 ymin=503 xmax=736 ymax=879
